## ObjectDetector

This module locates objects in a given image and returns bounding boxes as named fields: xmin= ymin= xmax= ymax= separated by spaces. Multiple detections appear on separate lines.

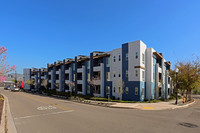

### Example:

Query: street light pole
xmin=15 ymin=71 xmax=17 ymax=85
xmin=175 ymin=72 xmax=178 ymax=104
xmin=175 ymin=68 xmax=179 ymax=105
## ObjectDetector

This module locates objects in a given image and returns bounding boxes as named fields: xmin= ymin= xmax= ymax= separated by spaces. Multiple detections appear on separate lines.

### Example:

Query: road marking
xmin=143 ymin=107 xmax=154 ymax=110
xmin=17 ymin=93 xmax=73 ymax=111
xmin=37 ymin=105 xmax=57 ymax=110
xmin=14 ymin=110 xmax=73 ymax=120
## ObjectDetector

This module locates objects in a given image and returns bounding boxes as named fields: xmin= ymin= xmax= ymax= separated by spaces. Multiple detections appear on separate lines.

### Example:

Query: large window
xmin=142 ymin=53 xmax=145 ymax=64
xmin=106 ymin=57 xmax=110 ymax=67
xmin=87 ymin=61 xmax=90 ymax=69
xmin=113 ymin=56 xmax=116 ymax=62
xmin=106 ymin=72 xmax=110 ymax=81
xmin=73 ymin=74 xmax=76 ymax=81
xmin=119 ymin=55 xmax=121 ymax=61
xmin=87 ymin=73 xmax=90 ymax=81
xmin=106 ymin=86 xmax=110 ymax=95
xmin=142 ymin=88 xmax=144 ymax=99
xmin=142 ymin=71 xmax=145 ymax=81
xmin=73 ymin=63 xmax=75 ymax=70
xmin=135 ymin=87 xmax=138 ymax=95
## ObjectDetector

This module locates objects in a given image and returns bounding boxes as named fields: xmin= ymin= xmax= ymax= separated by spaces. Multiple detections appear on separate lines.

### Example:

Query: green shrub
xmin=144 ymin=98 xmax=148 ymax=102
xmin=158 ymin=98 xmax=165 ymax=101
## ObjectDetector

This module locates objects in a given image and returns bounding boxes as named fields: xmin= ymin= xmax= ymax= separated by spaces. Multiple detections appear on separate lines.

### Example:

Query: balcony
xmin=56 ymin=71 xmax=59 ymax=74
xmin=93 ymin=66 xmax=101 ymax=72
xmin=41 ymin=76 xmax=45 ymax=79
xmin=56 ymin=80 xmax=59 ymax=83
xmin=48 ymin=72 xmax=51 ymax=75
xmin=65 ymin=70 xmax=70 ymax=73
xmin=31 ymin=76 xmax=35 ymax=79
xmin=49 ymin=80 xmax=51 ymax=83
xmin=77 ymin=80 xmax=83 ymax=84
xmin=77 ymin=68 xmax=83 ymax=72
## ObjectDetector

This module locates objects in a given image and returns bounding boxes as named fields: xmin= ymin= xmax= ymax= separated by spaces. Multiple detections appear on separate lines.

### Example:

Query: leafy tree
xmin=170 ymin=57 xmax=200 ymax=102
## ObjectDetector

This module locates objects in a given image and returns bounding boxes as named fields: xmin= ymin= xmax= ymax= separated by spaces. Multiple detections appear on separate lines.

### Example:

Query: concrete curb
xmin=0 ymin=94 xmax=17 ymax=133
xmin=108 ymin=100 xmax=197 ymax=110
xmin=0 ymin=95 xmax=6 ymax=133
xmin=171 ymin=99 xmax=196 ymax=110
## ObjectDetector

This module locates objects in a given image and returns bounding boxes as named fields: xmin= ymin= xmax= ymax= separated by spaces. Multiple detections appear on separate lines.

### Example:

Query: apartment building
xmin=23 ymin=40 xmax=173 ymax=101
xmin=24 ymin=68 xmax=48 ymax=91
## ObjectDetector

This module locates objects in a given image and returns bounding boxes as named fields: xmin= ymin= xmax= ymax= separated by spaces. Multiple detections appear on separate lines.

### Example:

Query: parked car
xmin=10 ymin=85 xmax=20 ymax=92
xmin=4 ymin=85 xmax=11 ymax=90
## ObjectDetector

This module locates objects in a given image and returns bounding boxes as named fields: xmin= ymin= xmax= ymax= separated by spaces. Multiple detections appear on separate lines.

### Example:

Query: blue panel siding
xmin=121 ymin=43 xmax=142 ymax=101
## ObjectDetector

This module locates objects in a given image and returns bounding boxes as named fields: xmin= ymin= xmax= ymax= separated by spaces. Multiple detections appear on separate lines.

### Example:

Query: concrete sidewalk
xmin=109 ymin=99 xmax=196 ymax=110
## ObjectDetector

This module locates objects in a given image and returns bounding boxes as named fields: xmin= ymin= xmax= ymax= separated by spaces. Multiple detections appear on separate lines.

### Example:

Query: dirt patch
xmin=0 ymin=94 xmax=4 ymax=125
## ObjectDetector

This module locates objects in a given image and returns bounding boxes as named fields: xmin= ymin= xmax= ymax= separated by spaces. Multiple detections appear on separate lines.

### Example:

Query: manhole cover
xmin=179 ymin=122 xmax=198 ymax=128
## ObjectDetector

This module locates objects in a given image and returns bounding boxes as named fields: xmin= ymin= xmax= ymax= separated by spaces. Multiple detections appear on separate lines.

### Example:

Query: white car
xmin=10 ymin=85 xmax=20 ymax=92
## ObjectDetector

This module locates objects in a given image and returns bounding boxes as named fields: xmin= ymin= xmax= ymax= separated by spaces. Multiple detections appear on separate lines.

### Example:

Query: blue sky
xmin=0 ymin=0 xmax=200 ymax=74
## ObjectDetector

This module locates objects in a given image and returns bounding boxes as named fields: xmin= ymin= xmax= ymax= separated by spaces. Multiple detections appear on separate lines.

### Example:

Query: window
xmin=119 ymin=55 xmax=121 ymax=61
xmin=125 ymin=87 xmax=129 ymax=94
xmin=142 ymin=53 xmax=145 ymax=64
xmin=73 ymin=74 xmax=76 ymax=81
xmin=136 ymin=52 xmax=138 ymax=59
xmin=87 ymin=73 xmax=90 ymax=81
xmin=153 ymin=58 xmax=156 ymax=66
xmin=106 ymin=86 xmax=110 ymax=95
xmin=119 ymin=73 xmax=121 ymax=77
xmin=126 ymin=53 xmax=128 ymax=61
xmin=113 ymin=87 xmax=116 ymax=93
xmin=126 ymin=70 xmax=128 ymax=78
xmin=142 ymin=88 xmax=144 ymax=99
xmin=142 ymin=71 xmax=145 ymax=81
xmin=114 ymin=72 xmax=116 ymax=77
xmin=113 ymin=56 xmax=116 ymax=62
xmin=87 ymin=61 xmax=90 ymax=69
xmin=136 ymin=70 xmax=138 ymax=77
xmin=106 ymin=57 xmax=110 ymax=67
xmin=73 ymin=63 xmax=75 ymax=70
xmin=135 ymin=87 xmax=138 ymax=95
xmin=106 ymin=72 xmax=110 ymax=81
xmin=87 ymin=85 xmax=90 ymax=94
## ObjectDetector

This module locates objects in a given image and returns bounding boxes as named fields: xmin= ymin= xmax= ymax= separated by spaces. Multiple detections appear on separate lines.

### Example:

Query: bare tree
xmin=42 ymin=79 xmax=48 ymax=90
xmin=88 ymin=77 xmax=101 ymax=95
xmin=116 ymin=78 xmax=124 ymax=100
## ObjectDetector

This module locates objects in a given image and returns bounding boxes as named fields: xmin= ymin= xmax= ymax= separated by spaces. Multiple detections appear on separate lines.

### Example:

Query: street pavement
xmin=0 ymin=88 xmax=200 ymax=133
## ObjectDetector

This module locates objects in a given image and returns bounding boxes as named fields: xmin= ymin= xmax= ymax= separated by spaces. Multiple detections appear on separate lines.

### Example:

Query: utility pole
xmin=15 ymin=71 xmax=17 ymax=85
xmin=175 ymin=68 xmax=179 ymax=105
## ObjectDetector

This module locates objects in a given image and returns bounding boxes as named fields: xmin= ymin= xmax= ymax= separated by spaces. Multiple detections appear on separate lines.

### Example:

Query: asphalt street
xmin=1 ymin=88 xmax=200 ymax=133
